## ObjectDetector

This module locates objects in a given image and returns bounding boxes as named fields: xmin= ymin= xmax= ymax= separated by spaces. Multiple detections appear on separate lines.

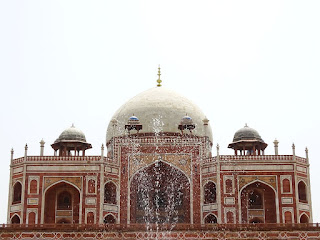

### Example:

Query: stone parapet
xmin=0 ymin=223 xmax=320 ymax=239
xmin=207 ymin=155 xmax=307 ymax=164
xmin=11 ymin=156 xmax=108 ymax=165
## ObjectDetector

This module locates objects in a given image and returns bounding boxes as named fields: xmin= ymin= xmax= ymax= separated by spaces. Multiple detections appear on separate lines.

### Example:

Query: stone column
xmin=273 ymin=139 xmax=279 ymax=155
xmin=101 ymin=144 xmax=104 ymax=158
xmin=40 ymin=139 xmax=45 ymax=156
xmin=292 ymin=143 xmax=296 ymax=158
xmin=11 ymin=148 xmax=14 ymax=161
xmin=24 ymin=144 xmax=28 ymax=159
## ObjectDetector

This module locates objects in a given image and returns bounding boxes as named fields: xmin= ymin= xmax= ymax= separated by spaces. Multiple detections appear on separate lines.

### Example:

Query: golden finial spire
xmin=157 ymin=65 xmax=162 ymax=87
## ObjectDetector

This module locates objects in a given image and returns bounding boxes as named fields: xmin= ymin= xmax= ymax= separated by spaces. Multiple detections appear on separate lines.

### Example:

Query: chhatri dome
xmin=228 ymin=124 xmax=267 ymax=155
xmin=51 ymin=124 xmax=92 ymax=156
xmin=106 ymin=68 xmax=212 ymax=143
xmin=232 ymin=124 xmax=264 ymax=143
xmin=54 ymin=124 xmax=87 ymax=143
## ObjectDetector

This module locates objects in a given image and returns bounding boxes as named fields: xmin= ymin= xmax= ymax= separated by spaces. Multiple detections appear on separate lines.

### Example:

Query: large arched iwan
xmin=240 ymin=181 xmax=276 ymax=223
xmin=44 ymin=182 xmax=80 ymax=224
xmin=130 ymin=161 xmax=190 ymax=224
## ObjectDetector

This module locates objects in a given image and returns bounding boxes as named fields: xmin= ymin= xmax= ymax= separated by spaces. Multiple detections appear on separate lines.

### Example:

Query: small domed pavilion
xmin=51 ymin=124 xmax=92 ymax=156
xmin=228 ymin=124 xmax=268 ymax=156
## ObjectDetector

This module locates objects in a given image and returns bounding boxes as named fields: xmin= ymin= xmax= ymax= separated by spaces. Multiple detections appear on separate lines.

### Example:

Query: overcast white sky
xmin=0 ymin=1 xmax=319 ymax=224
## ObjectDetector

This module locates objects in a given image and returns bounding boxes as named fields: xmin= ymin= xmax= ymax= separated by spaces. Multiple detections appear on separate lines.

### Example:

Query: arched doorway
xmin=298 ymin=181 xmax=307 ymax=203
xmin=300 ymin=214 xmax=309 ymax=223
xmin=104 ymin=214 xmax=116 ymax=224
xmin=44 ymin=182 xmax=80 ymax=224
xmin=28 ymin=212 xmax=36 ymax=224
xmin=11 ymin=215 xmax=20 ymax=224
xmin=87 ymin=212 xmax=95 ymax=224
xmin=13 ymin=182 xmax=22 ymax=204
xmin=240 ymin=181 xmax=276 ymax=223
xmin=130 ymin=161 xmax=190 ymax=224
xmin=204 ymin=181 xmax=216 ymax=204
xmin=104 ymin=182 xmax=117 ymax=204
xmin=204 ymin=214 xmax=217 ymax=223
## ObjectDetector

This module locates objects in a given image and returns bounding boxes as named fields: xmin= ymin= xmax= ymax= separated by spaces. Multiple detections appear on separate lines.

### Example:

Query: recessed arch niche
xmin=240 ymin=181 xmax=276 ymax=223
xmin=130 ymin=161 xmax=190 ymax=224
xmin=44 ymin=181 xmax=80 ymax=224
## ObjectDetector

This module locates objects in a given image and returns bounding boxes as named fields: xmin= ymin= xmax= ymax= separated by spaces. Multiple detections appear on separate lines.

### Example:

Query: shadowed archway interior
xmin=130 ymin=161 xmax=190 ymax=224
xmin=44 ymin=182 xmax=80 ymax=224
xmin=241 ymin=181 xmax=276 ymax=224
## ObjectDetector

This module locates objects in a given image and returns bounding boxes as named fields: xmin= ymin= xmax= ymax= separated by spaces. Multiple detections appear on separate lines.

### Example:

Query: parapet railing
xmin=11 ymin=155 xmax=308 ymax=165
xmin=202 ymin=155 xmax=307 ymax=164
xmin=11 ymin=156 xmax=116 ymax=165
xmin=0 ymin=223 xmax=319 ymax=232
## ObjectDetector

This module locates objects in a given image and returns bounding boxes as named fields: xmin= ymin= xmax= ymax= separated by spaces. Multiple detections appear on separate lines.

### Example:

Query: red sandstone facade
xmin=7 ymin=133 xmax=312 ymax=226
xmin=4 ymin=84 xmax=317 ymax=239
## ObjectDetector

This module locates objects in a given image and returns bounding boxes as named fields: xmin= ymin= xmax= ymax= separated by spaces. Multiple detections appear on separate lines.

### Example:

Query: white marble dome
xmin=106 ymin=87 xmax=212 ymax=142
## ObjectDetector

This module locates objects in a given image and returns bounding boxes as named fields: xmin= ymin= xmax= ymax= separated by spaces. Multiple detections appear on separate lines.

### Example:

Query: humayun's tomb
xmin=2 ymin=69 xmax=320 ymax=239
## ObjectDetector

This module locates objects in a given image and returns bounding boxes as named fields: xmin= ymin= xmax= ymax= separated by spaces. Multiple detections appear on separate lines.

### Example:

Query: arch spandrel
xmin=202 ymin=177 xmax=217 ymax=186
xmin=129 ymin=154 xmax=191 ymax=179
xmin=44 ymin=177 xmax=82 ymax=191
xmin=239 ymin=176 xmax=277 ymax=191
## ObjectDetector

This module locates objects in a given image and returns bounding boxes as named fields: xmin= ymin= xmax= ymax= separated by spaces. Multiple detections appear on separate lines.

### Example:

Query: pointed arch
xmin=240 ymin=180 xmax=277 ymax=224
xmin=11 ymin=214 xmax=21 ymax=224
xmin=44 ymin=179 xmax=81 ymax=194
xmin=104 ymin=213 xmax=117 ymax=224
xmin=282 ymin=178 xmax=291 ymax=193
xmin=104 ymin=181 xmax=117 ymax=204
xmin=130 ymin=160 xmax=190 ymax=224
xmin=43 ymin=181 xmax=80 ymax=224
xmin=87 ymin=179 xmax=96 ymax=194
xmin=12 ymin=181 xmax=22 ymax=204
xmin=225 ymin=179 xmax=233 ymax=194
xmin=129 ymin=159 xmax=191 ymax=184
xmin=204 ymin=213 xmax=217 ymax=223
xmin=298 ymin=181 xmax=307 ymax=203
xmin=300 ymin=213 xmax=309 ymax=223
xmin=29 ymin=179 xmax=38 ymax=194
xmin=203 ymin=181 xmax=216 ymax=204
xmin=240 ymin=179 xmax=277 ymax=193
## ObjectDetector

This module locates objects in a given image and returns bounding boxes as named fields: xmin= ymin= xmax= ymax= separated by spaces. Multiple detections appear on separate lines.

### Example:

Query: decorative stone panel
xmin=27 ymin=198 xmax=38 ymax=205
xmin=238 ymin=175 xmax=277 ymax=190
xmin=103 ymin=204 xmax=118 ymax=212
xmin=85 ymin=198 xmax=97 ymax=205
xmin=224 ymin=197 xmax=235 ymax=205
xmin=128 ymin=154 xmax=192 ymax=179
xmin=203 ymin=203 xmax=218 ymax=212
xmin=44 ymin=177 xmax=82 ymax=190
xmin=282 ymin=197 xmax=293 ymax=204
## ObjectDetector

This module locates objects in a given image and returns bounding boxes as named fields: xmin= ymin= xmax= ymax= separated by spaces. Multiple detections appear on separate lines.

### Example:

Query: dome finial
xmin=157 ymin=65 xmax=162 ymax=87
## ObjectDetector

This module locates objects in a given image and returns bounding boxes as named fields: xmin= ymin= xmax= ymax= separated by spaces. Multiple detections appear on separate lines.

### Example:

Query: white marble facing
xmin=106 ymin=87 xmax=213 ymax=142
